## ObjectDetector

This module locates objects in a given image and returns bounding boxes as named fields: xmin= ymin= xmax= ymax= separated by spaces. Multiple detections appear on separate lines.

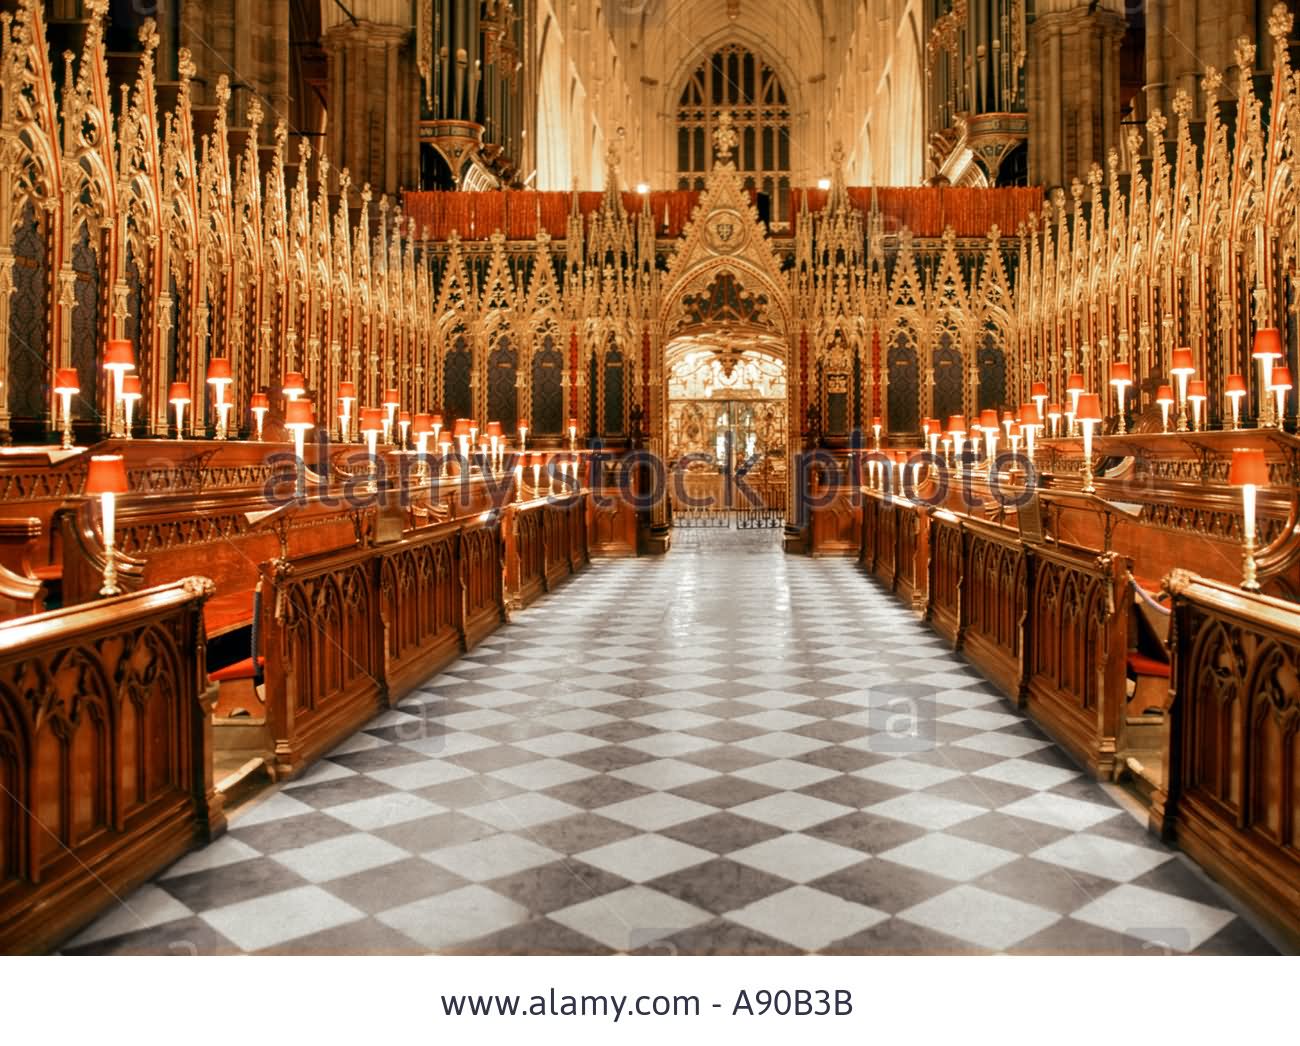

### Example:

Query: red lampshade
xmin=85 ymin=454 xmax=128 ymax=495
xmin=453 ymin=418 xmax=470 ymax=436
xmin=1270 ymin=366 xmax=1293 ymax=392
xmin=979 ymin=409 xmax=999 ymax=431
xmin=1252 ymin=328 xmax=1283 ymax=360
xmin=1075 ymin=392 xmax=1102 ymax=422
xmin=360 ymin=406 xmax=384 ymax=433
xmin=567 ymin=417 xmax=578 ymax=430
xmin=399 ymin=410 xmax=411 ymax=425
xmin=103 ymin=339 xmax=135 ymax=370
xmin=284 ymin=399 xmax=314 ymax=429
xmin=529 ymin=453 xmax=546 ymax=467
xmin=1019 ymin=403 xmax=1041 ymax=426
xmin=1156 ymin=384 xmax=1175 ymax=404
xmin=412 ymin=413 xmax=433 ymax=434
xmin=206 ymin=357 xmax=232 ymax=383
xmin=249 ymin=392 xmax=269 ymax=410
xmin=383 ymin=388 xmax=400 ymax=406
xmin=1001 ymin=410 xmax=1013 ymax=423
xmin=1229 ymin=447 xmax=1269 ymax=486
xmin=1110 ymin=363 xmax=1133 ymax=385
xmin=1225 ymin=374 xmax=1248 ymax=396
xmin=121 ymin=374 xmax=142 ymax=398
xmin=478 ymin=434 xmax=490 ymax=449
xmin=1030 ymin=381 xmax=1048 ymax=399
xmin=437 ymin=431 xmax=453 ymax=449
xmin=1009 ymin=422 xmax=1021 ymax=438
xmin=283 ymin=371 xmax=306 ymax=395
xmin=338 ymin=381 xmax=356 ymax=400
xmin=1046 ymin=402 xmax=1063 ymax=417
xmin=871 ymin=415 xmax=883 ymax=428
xmin=430 ymin=414 xmax=444 ymax=427
xmin=1187 ymin=379 xmax=1207 ymax=400
xmin=486 ymin=421 xmax=504 ymax=438
xmin=1066 ymin=373 xmax=1085 ymax=393
xmin=54 ymin=368 xmax=80 ymax=394
xmin=946 ymin=414 xmax=965 ymax=433
xmin=169 ymin=381 xmax=192 ymax=404
xmin=1171 ymin=347 xmax=1195 ymax=374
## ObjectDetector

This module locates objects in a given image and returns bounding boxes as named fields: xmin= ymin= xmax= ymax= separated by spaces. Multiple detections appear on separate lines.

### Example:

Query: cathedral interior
xmin=0 ymin=0 xmax=1298 ymax=962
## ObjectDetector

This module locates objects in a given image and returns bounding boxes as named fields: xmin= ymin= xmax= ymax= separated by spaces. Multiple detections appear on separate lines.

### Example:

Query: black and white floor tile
xmin=66 ymin=536 xmax=1278 ymax=955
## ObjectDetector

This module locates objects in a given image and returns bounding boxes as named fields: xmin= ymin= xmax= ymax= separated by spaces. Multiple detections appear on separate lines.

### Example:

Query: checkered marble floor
xmin=67 ymin=542 xmax=1277 ymax=955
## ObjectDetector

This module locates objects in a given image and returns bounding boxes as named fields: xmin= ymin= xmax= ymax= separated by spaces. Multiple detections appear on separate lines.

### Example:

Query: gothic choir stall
xmin=0 ymin=0 xmax=1296 ymax=958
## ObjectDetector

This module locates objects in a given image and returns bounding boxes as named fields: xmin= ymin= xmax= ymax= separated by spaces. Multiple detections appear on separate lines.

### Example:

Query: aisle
xmin=67 ymin=544 xmax=1274 ymax=954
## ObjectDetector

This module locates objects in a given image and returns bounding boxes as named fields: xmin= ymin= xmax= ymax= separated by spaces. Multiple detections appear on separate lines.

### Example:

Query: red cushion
xmin=1127 ymin=652 xmax=1170 ymax=678
xmin=210 ymin=656 xmax=264 ymax=683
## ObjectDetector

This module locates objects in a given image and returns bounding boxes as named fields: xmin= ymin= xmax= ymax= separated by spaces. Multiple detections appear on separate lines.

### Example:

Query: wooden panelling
xmin=0 ymin=579 xmax=223 ymax=953
xmin=960 ymin=518 xmax=1028 ymax=700
xmin=927 ymin=511 xmax=963 ymax=646
xmin=1162 ymin=573 xmax=1300 ymax=947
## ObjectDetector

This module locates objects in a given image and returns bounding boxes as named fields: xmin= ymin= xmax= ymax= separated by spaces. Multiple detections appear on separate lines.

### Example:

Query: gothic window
xmin=486 ymin=334 xmax=518 ymax=430
xmin=530 ymin=333 xmax=564 ymax=435
xmin=887 ymin=334 xmax=919 ymax=433
xmin=71 ymin=223 xmax=100 ymax=426
xmin=933 ymin=336 xmax=963 ymax=421
xmin=602 ymin=344 xmax=625 ymax=437
xmin=9 ymin=201 xmax=48 ymax=423
xmin=977 ymin=331 xmax=1005 ymax=411
xmin=675 ymin=44 xmax=792 ymax=227
xmin=443 ymin=331 xmax=472 ymax=422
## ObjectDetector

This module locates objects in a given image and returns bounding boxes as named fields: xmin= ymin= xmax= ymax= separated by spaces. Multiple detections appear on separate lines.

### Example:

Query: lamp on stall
xmin=103 ymin=339 xmax=135 ymax=438
xmin=431 ymin=413 xmax=444 ymax=445
xmin=567 ymin=417 xmax=578 ymax=450
xmin=85 ymin=453 xmax=129 ymax=596
xmin=486 ymin=421 xmax=504 ymax=471
xmin=1171 ymin=347 xmax=1196 ymax=432
xmin=1268 ymin=366 xmax=1292 ymax=431
xmin=1110 ymin=362 xmax=1133 ymax=435
xmin=284 ymin=399 xmax=315 ymax=497
xmin=1030 ymin=381 xmax=1048 ymax=422
xmin=398 ymin=410 xmax=412 ymax=449
xmin=518 ymin=421 xmax=528 ymax=453
xmin=337 ymin=380 xmax=356 ymax=442
xmin=514 ymin=449 xmax=525 ymax=501
xmin=1076 ymin=392 xmax=1102 ymax=493
xmin=168 ymin=381 xmax=192 ymax=441
xmin=926 ymin=418 xmax=940 ymax=459
xmin=207 ymin=357 xmax=233 ymax=440
xmin=453 ymin=417 xmax=471 ymax=460
xmin=477 ymin=433 xmax=491 ymax=475
xmin=1187 ymin=379 xmax=1207 ymax=432
xmin=530 ymin=451 xmax=544 ymax=493
xmin=1019 ymin=403 xmax=1041 ymax=465
xmin=249 ymin=391 xmax=269 ymax=441
xmin=412 ymin=413 xmax=433 ymax=478
xmin=282 ymin=370 xmax=306 ymax=402
xmin=979 ymin=408 xmax=1000 ymax=475
xmin=1065 ymin=373 xmax=1085 ymax=435
xmin=1225 ymin=374 xmax=1248 ymax=430
xmin=1000 ymin=410 xmax=1014 ymax=442
xmin=468 ymin=417 xmax=479 ymax=448
xmin=382 ymin=388 xmax=400 ymax=443
xmin=54 ymin=368 xmax=80 ymax=450
xmin=1045 ymin=401 xmax=1063 ymax=439
xmin=1229 ymin=447 xmax=1269 ymax=592
xmin=946 ymin=415 xmax=966 ymax=469
xmin=436 ymin=430 xmax=454 ymax=476
xmin=120 ymin=374 xmax=142 ymax=437
xmin=1156 ymin=384 xmax=1175 ymax=433
xmin=1252 ymin=328 xmax=1283 ymax=426
xmin=360 ymin=406 xmax=384 ymax=479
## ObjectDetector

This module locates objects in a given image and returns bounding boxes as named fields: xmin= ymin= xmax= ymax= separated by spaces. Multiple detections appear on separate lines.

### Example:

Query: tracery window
xmin=675 ymin=44 xmax=792 ymax=227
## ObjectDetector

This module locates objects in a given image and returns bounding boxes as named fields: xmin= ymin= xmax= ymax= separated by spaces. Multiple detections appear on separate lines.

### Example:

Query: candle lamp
xmin=567 ymin=417 xmax=578 ymax=451
xmin=1000 ymin=410 xmax=1014 ymax=442
xmin=103 ymin=339 xmax=135 ymax=438
xmin=1187 ymin=379 xmax=1207 ymax=432
xmin=360 ymin=406 xmax=384 ymax=483
xmin=530 ymin=452 xmax=543 ymax=494
xmin=1252 ymin=328 xmax=1283 ymax=427
xmin=871 ymin=415 xmax=882 ymax=449
xmin=207 ymin=357 xmax=233 ymax=439
xmin=85 ymin=454 xmax=129 ymax=596
xmin=412 ymin=413 xmax=433 ymax=478
xmin=120 ymin=374 xmax=142 ymax=437
xmin=1171 ymin=347 xmax=1195 ymax=432
xmin=382 ymin=388 xmax=400 ymax=444
xmin=468 ymin=417 xmax=479 ymax=449
xmin=1155 ymin=384 xmax=1174 ymax=433
xmin=282 ymin=370 xmax=305 ymax=402
xmin=979 ymin=408 xmax=999 ymax=477
xmin=337 ymin=381 xmax=356 ymax=442
xmin=1030 ymin=381 xmax=1048 ymax=422
xmin=431 ymin=413 xmax=444 ymax=444
xmin=486 ymin=421 xmax=503 ymax=472
xmin=250 ymin=391 xmax=269 ymax=441
xmin=454 ymin=417 xmax=471 ymax=460
xmin=1076 ymin=392 xmax=1102 ymax=493
xmin=1229 ymin=447 xmax=1269 ymax=592
xmin=946 ymin=415 xmax=965 ymax=469
xmin=1225 ymin=374 xmax=1247 ymax=430
xmin=518 ymin=422 xmax=528 ymax=453
xmin=1008 ymin=421 xmax=1022 ymax=466
xmin=284 ymin=399 xmax=314 ymax=497
xmin=168 ymin=381 xmax=192 ymax=441
xmin=1110 ymin=362 xmax=1133 ymax=434
xmin=1268 ymin=366 xmax=1292 ymax=430
xmin=1066 ymin=373 xmax=1085 ymax=435
xmin=926 ymin=418 xmax=939 ymax=460
xmin=1046 ymin=401 xmax=1063 ymax=439
xmin=1019 ymin=403 xmax=1041 ymax=466
xmin=436 ymin=431 xmax=454 ymax=476
xmin=54 ymin=368 xmax=80 ymax=449
xmin=398 ymin=410 xmax=412 ymax=450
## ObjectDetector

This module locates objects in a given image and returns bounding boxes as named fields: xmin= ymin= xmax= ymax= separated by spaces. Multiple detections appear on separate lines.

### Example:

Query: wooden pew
xmin=1158 ymin=571 xmax=1300 ymax=948
xmin=0 ymin=578 xmax=223 ymax=954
